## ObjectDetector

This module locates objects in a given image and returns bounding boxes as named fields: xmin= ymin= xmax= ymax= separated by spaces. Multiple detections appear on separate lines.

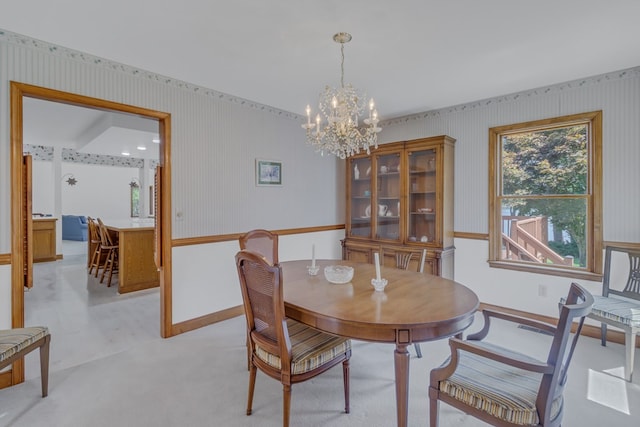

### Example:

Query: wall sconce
xmin=129 ymin=177 xmax=140 ymax=188
xmin=62 ymin=173 xmax=77 ymax=186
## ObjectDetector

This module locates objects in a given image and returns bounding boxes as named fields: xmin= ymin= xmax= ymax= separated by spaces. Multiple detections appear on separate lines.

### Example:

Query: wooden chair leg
xmin=246 ymin=334 xmax=251 ymax=371
xmin=414 ymin=343 xmax=423 ymax=358
xmin=246 ymin=364 xmax=256 ymax=416
xmin=94 ymin=253 xmax=102 ymax=277
xmin=343 ymin=359 xmax=350 ymax=414
xmin=100 ymin=249 xmax=113 ymax=284
xmin=99 ymin=251 xmax=109 ymax=282
xmin=283 ymin=384 xmax=292 ymax=427
xmin=40 ymin=334 xmax=51 ymax=397
xmin=429 ymin=395 xmax=439 ymax=427
xmin=106 ymin=252 xmax=117 ymax=287
xmin=88 ymin=250 xmax=97 ymax=274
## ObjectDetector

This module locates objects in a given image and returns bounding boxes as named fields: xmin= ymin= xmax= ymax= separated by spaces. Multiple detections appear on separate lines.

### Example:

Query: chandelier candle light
xmin=303 ymin=32 xmax=381 ymax=159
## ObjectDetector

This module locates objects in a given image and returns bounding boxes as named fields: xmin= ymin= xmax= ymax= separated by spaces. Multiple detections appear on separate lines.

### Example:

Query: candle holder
xmin=307 ymin=265 xmax=320 ymax=276
xmin=371 ymin=278 xmax=388 ymax=292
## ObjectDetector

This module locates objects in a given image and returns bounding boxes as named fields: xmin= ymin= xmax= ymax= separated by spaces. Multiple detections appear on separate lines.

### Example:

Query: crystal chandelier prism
xmin=303 ymin=32 xmax=381 ymax=159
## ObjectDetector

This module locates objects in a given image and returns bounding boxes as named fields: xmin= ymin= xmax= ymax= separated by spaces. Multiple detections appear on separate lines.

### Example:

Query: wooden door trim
xmin=9 ymin=82 xmax=174 ymax=384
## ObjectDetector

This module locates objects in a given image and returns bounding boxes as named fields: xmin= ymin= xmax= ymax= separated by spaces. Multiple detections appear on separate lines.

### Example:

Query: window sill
xmin=488 ymin=260 xmax=603 ymax=282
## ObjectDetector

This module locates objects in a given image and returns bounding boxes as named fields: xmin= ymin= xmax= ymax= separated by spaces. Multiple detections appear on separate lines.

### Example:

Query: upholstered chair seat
xmin=590 ymin=295 xmax=640 ymax=327
xmin=437 ymin=341 xmax=562 ymax=426
xmin=255 ymin=319 xmax=351 ymax=375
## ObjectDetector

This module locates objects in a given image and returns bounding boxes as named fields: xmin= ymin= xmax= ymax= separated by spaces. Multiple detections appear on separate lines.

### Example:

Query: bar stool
xmin=96 ymin=218 xmax=119 ymax=287
xmin=87 ymin=217 xmax=102 ymax=275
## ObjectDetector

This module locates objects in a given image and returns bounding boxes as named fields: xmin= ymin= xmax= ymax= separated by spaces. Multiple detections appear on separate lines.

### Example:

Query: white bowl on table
xmin=324 ymin=265 xmax=354 ymax=284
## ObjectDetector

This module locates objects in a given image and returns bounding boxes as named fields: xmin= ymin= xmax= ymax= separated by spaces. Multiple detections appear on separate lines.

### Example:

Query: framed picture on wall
xmin=256 ymin=159 xmax=283 ymax=186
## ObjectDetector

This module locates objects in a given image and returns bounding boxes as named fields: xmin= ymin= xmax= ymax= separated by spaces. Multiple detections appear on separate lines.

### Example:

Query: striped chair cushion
xmin=0 ymin=327 xmax=49 ymax=363
xmin=255 ymin=319 xmax=350 ymax=375
xmin=439 ymin=342 xmax=562 ymax=426
xmin=590 ymin=295 xmax=640 ymax=327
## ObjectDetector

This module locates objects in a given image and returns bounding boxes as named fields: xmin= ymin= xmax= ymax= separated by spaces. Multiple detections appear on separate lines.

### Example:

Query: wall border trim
xmin=0 ymin=28 xmax=300 ymax=121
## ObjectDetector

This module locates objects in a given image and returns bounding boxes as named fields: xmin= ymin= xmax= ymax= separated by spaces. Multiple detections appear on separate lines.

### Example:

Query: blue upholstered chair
xmin=429 ymin=283 xmax=593 ymax=427
xmin=587 ymin=245 xmax=640 ymax=381
xmin=61 ymin=215 xmax=88 ymax=241
xmin=0 ymin=327 xmax=51 ymax=397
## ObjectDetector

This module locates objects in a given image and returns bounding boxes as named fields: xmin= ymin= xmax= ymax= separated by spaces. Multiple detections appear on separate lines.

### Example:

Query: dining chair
xmin=239 ymin=229 xmax=280 ymax=369
xmin=235 ymin=250 xmax=352 ymax=427
xmin=429 ymin=282 xmax=593 ymax=427
xmin=239 ymin=229 xmax=279 ymax=264
xmin=96 ymin=218 xmax=119 ymax=287
xmin=87 ymin=217 xmax=102 ymax=274
xmin=587 ymin=244 xmax=640 ymax=381
xmin=393 ymin=248 xmax=428 ymax=358
xmin=0 ymin=326 xmax=51 ymax=397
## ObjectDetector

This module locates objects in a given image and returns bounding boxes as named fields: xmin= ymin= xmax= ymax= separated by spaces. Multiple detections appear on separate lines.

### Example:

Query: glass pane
xmin=349 ymin=157 xmax=372 ymax=238
xmin=130 ymin=186 xmax=140 ymax=217
xmin=408 ymin=149 xmax=436 ymax=243
xmin=375 ymin=153 xmax=400 ymax=241
xmin=501 ymin=124 xmax=588 ymax=196
xmin=499 ymin=197 xmax=587 ymax=267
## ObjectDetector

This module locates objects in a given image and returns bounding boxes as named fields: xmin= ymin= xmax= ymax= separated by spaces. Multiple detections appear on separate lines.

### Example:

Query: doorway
xmin=9 ymin=82 xmax=174 ymax=386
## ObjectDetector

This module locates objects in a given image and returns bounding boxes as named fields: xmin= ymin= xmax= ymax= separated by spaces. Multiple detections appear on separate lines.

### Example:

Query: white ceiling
xmin=3 ymin=0 xmax=640 ymax=135
xmin=22 ymin=98 xmax=160 ymax=160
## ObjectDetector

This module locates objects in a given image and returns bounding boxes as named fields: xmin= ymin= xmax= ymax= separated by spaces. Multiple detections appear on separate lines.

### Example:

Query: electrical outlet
xmin=538 ymin=284 xmax=547 ymax=297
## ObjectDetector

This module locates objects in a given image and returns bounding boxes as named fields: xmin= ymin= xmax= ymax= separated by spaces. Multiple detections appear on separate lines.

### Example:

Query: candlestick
xmin=311 ymin=244 xmax=316 ymax=268
xmin=374 ymin=252 xmax=381 ymax=281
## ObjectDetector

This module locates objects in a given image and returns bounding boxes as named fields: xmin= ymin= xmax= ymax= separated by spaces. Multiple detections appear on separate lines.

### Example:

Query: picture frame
xmin=256 ymin=159 xmax=283 ymax=186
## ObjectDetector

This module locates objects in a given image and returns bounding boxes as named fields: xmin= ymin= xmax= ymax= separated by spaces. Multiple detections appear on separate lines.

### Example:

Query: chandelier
xmin=302 ymin=32 xmax=381 ymax=159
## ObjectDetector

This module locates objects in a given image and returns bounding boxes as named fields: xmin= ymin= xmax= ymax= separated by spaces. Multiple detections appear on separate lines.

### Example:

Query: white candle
xmin=311 ymin=244 xmax=316 ymax=268
xmin=374 ymin=252 xmax=381 ymax=281
xmin=306 ymin=105 xmax=311 ymax=126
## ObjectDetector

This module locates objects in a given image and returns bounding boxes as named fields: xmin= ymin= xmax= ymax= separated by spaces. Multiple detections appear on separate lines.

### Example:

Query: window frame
xmin=488 ymin=111 xmax=603 ymax=280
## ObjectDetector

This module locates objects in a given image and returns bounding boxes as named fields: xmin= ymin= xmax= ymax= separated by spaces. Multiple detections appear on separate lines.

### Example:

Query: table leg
xmin=394 ymin=343 xmax=410 ymax=427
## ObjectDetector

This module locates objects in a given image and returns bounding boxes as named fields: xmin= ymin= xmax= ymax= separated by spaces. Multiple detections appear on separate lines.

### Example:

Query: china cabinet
xmin=342 ymin=135 xmax=455 ymax=278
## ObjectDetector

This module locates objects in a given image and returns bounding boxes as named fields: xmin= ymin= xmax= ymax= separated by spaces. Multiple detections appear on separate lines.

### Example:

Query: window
xmin=488 ymin=111 xmax=602 ymax=279
xmin=130 ymin=183 xmax=140 ymax=217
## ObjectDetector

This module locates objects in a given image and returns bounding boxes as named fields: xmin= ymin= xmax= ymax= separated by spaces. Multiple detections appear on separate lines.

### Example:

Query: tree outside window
xmin=488 ymin=111 xmax=602 ymax=278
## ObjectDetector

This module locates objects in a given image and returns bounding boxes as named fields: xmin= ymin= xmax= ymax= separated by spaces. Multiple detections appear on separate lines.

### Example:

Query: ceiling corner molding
xmin=380 ymin=65 xmax=640 ymax=127
xmin=0 ymin=28 xmax=302 ymax=121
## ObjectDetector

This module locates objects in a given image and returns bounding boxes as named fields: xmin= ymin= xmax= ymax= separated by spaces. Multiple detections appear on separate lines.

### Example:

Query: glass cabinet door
xmin=375 ymin=152 xmax=401 ymax=241
xmin=348 ymin=157 xmax=372 ymax=238
xmin=408 ymin=148 xmax=437 ymax=243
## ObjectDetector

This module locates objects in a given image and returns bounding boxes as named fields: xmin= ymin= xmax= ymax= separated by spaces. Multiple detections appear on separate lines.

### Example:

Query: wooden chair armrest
xmin=430 ymin=337 xmax=553 ymax=386
xmin=468 ymin=309 xmax=556 ymax=341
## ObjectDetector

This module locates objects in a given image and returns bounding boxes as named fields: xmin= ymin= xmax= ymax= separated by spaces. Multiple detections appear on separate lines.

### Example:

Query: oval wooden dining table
xmin=281 ymin=259 xmax=479 ymax=427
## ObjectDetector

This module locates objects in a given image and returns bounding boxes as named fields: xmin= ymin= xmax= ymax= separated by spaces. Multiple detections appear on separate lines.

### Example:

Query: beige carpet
xmin=1 ymin=312 xmax=639 ymax=426
xmin=2 ymin=254 xmax=639 ymax=426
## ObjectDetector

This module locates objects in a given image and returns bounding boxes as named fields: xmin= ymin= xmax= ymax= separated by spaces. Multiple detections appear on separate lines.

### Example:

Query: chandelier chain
xmin=340 ymin=43 xmax=345 ymax=89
